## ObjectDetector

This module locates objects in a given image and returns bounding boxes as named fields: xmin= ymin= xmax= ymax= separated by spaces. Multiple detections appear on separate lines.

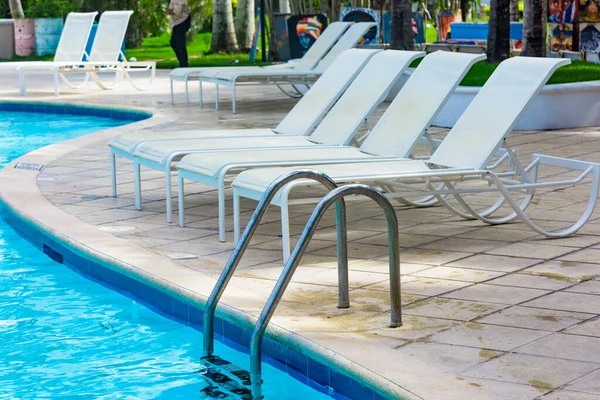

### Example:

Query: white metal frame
xmin=132 ymin=143 xmax=339 ymax=230
xmin=173 ymin=51 xmax=486 ymax=243
xmin=18 ymin=51 xmax=156 ymax=97
xmin=232 ymin=153 xmax=600 ymax=261
xmin=111 ymin=48 xmax=380 ymax=199
xmin=127 ymin=49 xmax=382 ymax=221
xmin=193 ymin=22 xmax=378 ymax=113
xmin=168 ymin=22 xmax=352 ymax=107
xmin=17 ymin=11 xmax=156 ymax=97
xmin=229 ymin=56 xmax=580 ymax=260
xmin=203 ymin=73 xmax=321 ymax=114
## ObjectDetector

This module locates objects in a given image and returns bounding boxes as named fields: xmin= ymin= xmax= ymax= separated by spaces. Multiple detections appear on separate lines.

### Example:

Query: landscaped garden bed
xmin=398 ymin=59 xmax=600 ymax=130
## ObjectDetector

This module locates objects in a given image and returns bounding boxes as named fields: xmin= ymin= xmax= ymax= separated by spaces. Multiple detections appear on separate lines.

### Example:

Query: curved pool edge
xmin=0 ymin=100 xmax=153 ymax=121
xmin=0 ymin=102 xmax=491 ymax=400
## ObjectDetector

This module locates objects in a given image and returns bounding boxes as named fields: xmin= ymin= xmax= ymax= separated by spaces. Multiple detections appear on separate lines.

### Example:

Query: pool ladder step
xmin=199 ymin=355 xmax=252 ymax=399
xmin=200 ymin=170 xmax=402 ymax=399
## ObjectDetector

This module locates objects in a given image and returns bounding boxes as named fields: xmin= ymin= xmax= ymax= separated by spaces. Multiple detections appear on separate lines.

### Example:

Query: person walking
xmin=167 ymin=0 xmax=191 ymax=67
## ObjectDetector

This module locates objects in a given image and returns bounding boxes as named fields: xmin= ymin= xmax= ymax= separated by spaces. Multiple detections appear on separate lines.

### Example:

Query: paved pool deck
xmin=0 ymin=70 xmax=599 ymax=400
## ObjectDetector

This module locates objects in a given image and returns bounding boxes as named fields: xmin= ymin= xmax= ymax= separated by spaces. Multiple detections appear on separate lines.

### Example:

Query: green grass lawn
xmin=1 ymin=32 xmax=271 ymax=69
xmin=409 ymin=59 xmax=600 ymax=86
xmin=128 ymin=32 xmax=272 ymax=69
xmin=3 ymin=30 xmax=600 ymax=86
xmin=462 ymin=60 xmax=600 ymax=86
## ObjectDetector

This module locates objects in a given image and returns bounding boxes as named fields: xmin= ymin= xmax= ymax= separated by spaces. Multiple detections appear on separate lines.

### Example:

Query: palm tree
xmin=235 ymin=0 xmax=255 ymax=51
xmin=8 ymin=0 xmax=24 ymax=19
xmin=487 ymin=0 xmax=511 ymax=62
xmin=510 ymin=0 xmax=520 ymax=21
xmin=522 ymin=0 xmax=547 ymax=56
xmin=210 ymin=0 xmax=239 ymax=53
xmin=390 ymin=0 xmax=414 ymax=50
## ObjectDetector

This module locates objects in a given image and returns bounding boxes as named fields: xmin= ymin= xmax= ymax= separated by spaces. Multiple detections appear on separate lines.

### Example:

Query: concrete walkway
xmin=1 ymin=69 xmax=599 ymax=400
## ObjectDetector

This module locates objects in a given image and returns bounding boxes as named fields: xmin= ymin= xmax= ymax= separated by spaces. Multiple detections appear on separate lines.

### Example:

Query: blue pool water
xmin=0 ymin=109 xmax=330 ymax=399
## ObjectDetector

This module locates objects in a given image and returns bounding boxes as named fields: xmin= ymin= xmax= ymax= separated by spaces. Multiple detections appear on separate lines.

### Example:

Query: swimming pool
xmin=0 ymin=106 xmax=331 ymax=399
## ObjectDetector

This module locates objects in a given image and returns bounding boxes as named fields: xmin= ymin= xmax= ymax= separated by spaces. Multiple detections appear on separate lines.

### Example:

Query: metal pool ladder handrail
xmin=202 ymin=169 xmax=350 ymax=358
xmin=250 ymin=184 xmax=402 ymax=400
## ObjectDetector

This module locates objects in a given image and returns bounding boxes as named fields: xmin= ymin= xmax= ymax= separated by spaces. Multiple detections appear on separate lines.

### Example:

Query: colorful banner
xmin=549 ymin=0 xmax=578 ymax=23
xmin=580 ymin=23 xmax=600 ymax=50
xmin=579 ymin=0 xmax=600 ymax=22
xmin=339 ymin=8 xmax=380 ymax=44
xmin=549 ymin=23 xmax=574 ymax=51
xmin=382 ymin=11 xmax=425 ymax=44
xmin=287 ymin=14 xmax=328 ymax=59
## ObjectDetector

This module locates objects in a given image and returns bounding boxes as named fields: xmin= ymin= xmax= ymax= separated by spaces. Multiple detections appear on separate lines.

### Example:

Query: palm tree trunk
xmin=8 ymin=0 xmax=24 ymax=19
xmin=235 ymin=0 xmax=255 ymax=51
xmin=486 ymin=0 xmax=510 ymax=63
xmin=461 ymin=0 xmax=470 ymax=21
xmin=510 ymin=0 xmax=520 ymax=21
xmin=330 ymin=0 xmax=341 ymax=21
xmin=390 ymin=0 xmax=414 ymax=50
xmin=210 ymin=0 xmax=240 ymax=53
xmin=521 ymin=0 xmax=547 ymax=56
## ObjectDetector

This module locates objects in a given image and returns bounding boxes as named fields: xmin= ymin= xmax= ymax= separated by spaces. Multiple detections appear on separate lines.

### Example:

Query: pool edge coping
xmin=0 ymin=101 xmax=492 ymax=400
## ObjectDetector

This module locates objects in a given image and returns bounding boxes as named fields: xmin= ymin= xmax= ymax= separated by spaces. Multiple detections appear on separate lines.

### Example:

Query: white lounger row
xmin=110 ymin=50 xmax=600 ymax=262
xmin=113 ymin=49 xmax=484 ymax=239
xmin=176 ymin=51 xmax=487 ymax=244
xmin=110 ymin=48 xmax=381 ymax=228
xmin=0 ymin=11 xmax=155 ymax=97
xmin=169 ymin=22 xmax=377 ymax=113
xmin=168 ymin=21 xmax=352 ymax=107
xmin=230 ymin=57 xmax=600 ymax=260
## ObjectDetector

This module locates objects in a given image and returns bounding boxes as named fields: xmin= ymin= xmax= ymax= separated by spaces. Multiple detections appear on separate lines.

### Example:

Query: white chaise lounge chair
xmin=129 ymin=49 xmax=383 ymax=226
xmin=168 ymin=21 xmax=353 ymax=106
xmin=18 ymin=11 xmax=155 ymax=96
xmin=232 ymin=57 xmax=599 ymax=260
xmin=175 ymin=51 xmax=485 ymax=243
xmin=196 ymin=22 xmax=377 ymax=113
xmin=109 ymin=48 xmax=377 ymax=198
xmin=0 ymin=12 xmax=97 ymax=95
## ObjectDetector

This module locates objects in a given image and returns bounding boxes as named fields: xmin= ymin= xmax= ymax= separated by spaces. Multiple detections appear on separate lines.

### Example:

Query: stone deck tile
xmin=565 ymin=281 xmax=600 ymax=295
xmin=565 ymin=369 xmax=600 ymax=394
xmin=539 ymin=389 xmax=600 ymax=399
xmin=565 ymin=317 xmax=600 ymax=337
xmin=518 ymin=333 xmax=600 ymax=364
xmin=429 ymin=322 xmax=552 ymax=351
xmin=475 ymin=306 xmax=594 ymax=331
xmin=462 ymin=353 xmax=600 ymax=391
xmin=6 ymin=70 xmax=600 ymax=400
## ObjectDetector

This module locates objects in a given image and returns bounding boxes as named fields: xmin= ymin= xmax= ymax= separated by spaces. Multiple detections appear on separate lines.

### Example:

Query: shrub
xmin=25 ymin=0 xmax=83 ymax=18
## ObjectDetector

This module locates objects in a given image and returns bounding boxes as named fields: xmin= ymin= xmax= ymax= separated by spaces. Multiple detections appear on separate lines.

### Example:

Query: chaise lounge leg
xmin=232 ymin=84 xmax=236 ymax=114
xmin=233 ymin=191 xmax=241 ymax=243
xmin=110 ymin=151 xmax=117 ymax=197
xmin=19 ymin=68 xmax=26 ymax=97
xmin=185 ymin=79 xmax=189 ymax=107
xmin=280 ymin=204 xmax=291 ymax=264
xmin=134 ymin=160 xmax=142 ymax=210
xmin=53 ymin=71 xmax=59 ymax=97
xmin=170 ymin=79 xmax=174 ymax=105
xmin=218 ymin=179 xmax=226 ymax=242
xmin=165 ymin=166 xmax=173 ymax=223
xmin=178 ymin=173 xmax=186 ymax=227
xmin=199 ymin=80 xmax=203 ymax=107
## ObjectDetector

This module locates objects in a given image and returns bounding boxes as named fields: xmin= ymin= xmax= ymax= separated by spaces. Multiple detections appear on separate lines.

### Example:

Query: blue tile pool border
xmin=0 ymin=100 xmax=418 ymax=400
xmin=0 ymin=205 xmax=412 ymax=400
xmin=0 ymin=101 xmax=151 ymax=122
